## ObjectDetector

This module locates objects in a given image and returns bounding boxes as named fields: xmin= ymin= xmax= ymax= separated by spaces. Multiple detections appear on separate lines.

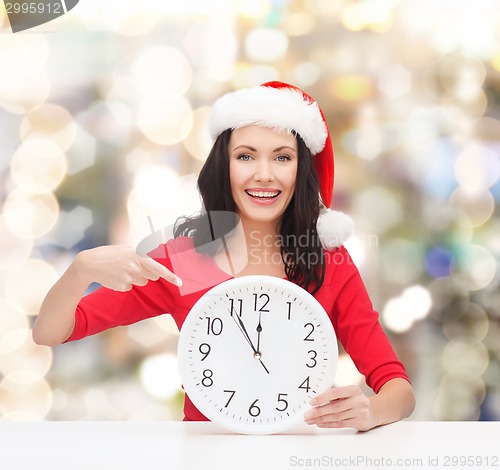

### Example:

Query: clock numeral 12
xmin=253 ymin=293 xmax=270 ymax=312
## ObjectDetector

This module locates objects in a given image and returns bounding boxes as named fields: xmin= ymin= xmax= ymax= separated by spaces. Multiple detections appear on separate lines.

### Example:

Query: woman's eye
xmin=238 ymin=154 xmax=252 ymax=161
xmin=276 ymin=155 xmax=291 ymax=162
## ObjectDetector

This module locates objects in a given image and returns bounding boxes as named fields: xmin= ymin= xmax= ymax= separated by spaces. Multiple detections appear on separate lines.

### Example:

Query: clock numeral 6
xmin=206 ymin=316 xmax=223 ymax=336
xmin=276 ymin=393 xmax=289 ymax=412
xmin=248 ymin=399 xmax=261 ymax=417
xmin=201 ymin=369 xmax=214 ymax=387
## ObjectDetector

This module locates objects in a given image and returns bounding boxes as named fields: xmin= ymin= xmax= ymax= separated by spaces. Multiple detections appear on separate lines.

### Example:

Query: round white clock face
xmin=177 ymin=275 xmax=338 ymax=434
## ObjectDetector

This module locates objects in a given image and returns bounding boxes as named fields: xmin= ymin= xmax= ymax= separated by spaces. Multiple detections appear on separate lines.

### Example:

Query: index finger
xmin=140 ymin=256 xmax=183 ymax=286
xmin=310 ymin=386 xmax=351 ymax=406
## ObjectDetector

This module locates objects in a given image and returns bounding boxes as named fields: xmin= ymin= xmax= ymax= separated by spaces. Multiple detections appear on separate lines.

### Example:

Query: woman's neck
xmin=213 ymin=218 xmax=286 ymax=278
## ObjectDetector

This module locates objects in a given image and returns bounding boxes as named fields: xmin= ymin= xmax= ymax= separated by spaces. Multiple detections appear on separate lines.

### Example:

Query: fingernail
xmin=175 ymin=277 xmax=183 ymax=286
xmin=304 ymin=411 xmax=313 ymax=420
xmin=309 ymin=398 xmax=317 ymax=406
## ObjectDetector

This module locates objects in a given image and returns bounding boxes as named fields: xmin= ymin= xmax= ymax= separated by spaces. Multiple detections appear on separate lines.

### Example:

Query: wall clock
xmin=177 ymin=275 xmax=338 ymax=434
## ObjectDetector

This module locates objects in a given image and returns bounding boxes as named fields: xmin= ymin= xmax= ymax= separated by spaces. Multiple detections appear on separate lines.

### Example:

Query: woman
xmin=33 ymin=81 xmax=415 ymax=431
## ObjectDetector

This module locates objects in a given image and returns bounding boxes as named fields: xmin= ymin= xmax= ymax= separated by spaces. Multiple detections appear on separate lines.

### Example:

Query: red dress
xmin=67 ymin=236 xmax=409 ymax=421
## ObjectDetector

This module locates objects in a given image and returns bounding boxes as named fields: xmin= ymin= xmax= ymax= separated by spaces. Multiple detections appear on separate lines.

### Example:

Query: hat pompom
xmin=317 ymin=209 xmax=354 ymax=250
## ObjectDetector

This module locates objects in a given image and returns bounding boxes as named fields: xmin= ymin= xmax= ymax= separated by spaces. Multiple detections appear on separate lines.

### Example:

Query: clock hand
xmin=256 ymin=312 xmax=262 ymax=353
xmin=229 ymin=308 xmax=270 ymax=374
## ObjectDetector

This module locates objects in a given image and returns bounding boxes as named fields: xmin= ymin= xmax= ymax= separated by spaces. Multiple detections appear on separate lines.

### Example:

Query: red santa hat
xmin=208 ymin=81 xmax=353 ymax=249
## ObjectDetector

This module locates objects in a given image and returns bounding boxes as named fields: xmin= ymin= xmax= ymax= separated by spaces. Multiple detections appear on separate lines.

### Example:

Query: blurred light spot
xmin=153 ymin=315 xmax=180 ymax=336
xmin=492 ymin=51 xmax=500 ymax=72
xmin=343 ymin=235 xmax=367 ymax=268
xmin=66 ymin=125 xmax=97 ymax=175
xmin=334 ymin=354 xmax=364 ymax=387
xmin=288 ymin=62 xmax=321 ymax=88
xmin=282 ymin=12 xmax=316 ymax=36
xmin=454 ymin=144 xmax=500 ymax=191
xmin=0 ymin=373 xmax=52 ymax=421
xmin=139 ymin=353 xmax=182 ymax=399
xmin=427 ymin=276 xmax=469 ymax=322
xmin=20 ymin=104 xmax=76 ymax=152
xmin=0 ymin=34 xmax=49 ymax=70
xmin=433 ymin=373 xmax=485 ymax=421
xmin=440 ymin=91 xmax=488 ymax=125
xmin=442 ymin=339 xmax=489 ymax=377
xmin=329 ymin=75 xmax=373 ymax=102
xmin=0 ymin=299 xmax=28 ymax=344
xmin=341 ymin=0 xmax=395 ymax=32
xmin=237 ymin=0 xmax=271 ymax=18
xmin=10 ymin=139 xmax=67 ymax=194
xmin=132 ymin=46 xmax=192 ymax=96
xmin=448 ymin=187 xmax=494 ymax=227
xmin=439 ymin=54 xmax=486 ymax=99
xmin=245 ymin=28 xmax=289 ymax=63
xmin=442 ymin=302 xmax=489 ymax=343
xmin=127 ymin=320 xmax=169 ymax=349
xmin=382 ymin=285 xmax=432 ymax=333
xmin=77 ymin=100 xmax=133 ymax=146
xmin=0 ymin=217 xmax=33 ymax=270
xmin=137 ymin=92 xmax=193 ymax=145
xmin=0 ymin=71 xmax=50 ymax=114
xmin=451 ymin=244 xmax=496 ymax=291
xmin=2 ymin=189 xmax=59 ymax=239
xmin=132 ymin=165 xmax=179 ymax=213
xmin=381 ymin=239 xmax=425 ymax=284
xmin=51 ymin=205 xmax=94 ymax=250
xmin=426 ymin=208 xmax=473 ymax=248
xmin=378 ymin=64 xmax=412 ymax=98
xmin=102 ymin=0 xmax=158 ymax=36
xmin=4 ymin=259 xmax=59 ymax=316
xmin=128 ymin=172 xmax=199 ymax=247
xmin=352 ymin=187 xmax=403 ymax=234
xmin=183 ymin=107 xmax=213 ymax=163
xmin=0 ymin=328 xmax=53 ymax=378
xmin=425 ymin=247 xmax=453 ymax=278
xmin=183 ymin=23 xmax=237 ymax=81
xmin=231 ymin=63 xmax=280 ymax=88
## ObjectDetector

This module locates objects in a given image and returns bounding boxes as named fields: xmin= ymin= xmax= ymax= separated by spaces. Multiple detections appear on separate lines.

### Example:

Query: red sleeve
xmin=66 ymin=240 xmax=184 ymax=342
xmin=317 ymin=247 xmax=410 ymax=393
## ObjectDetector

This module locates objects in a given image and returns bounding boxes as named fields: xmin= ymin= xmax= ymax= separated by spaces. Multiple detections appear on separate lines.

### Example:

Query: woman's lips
xmin=244 ymin=189 xmax=282 ymax=205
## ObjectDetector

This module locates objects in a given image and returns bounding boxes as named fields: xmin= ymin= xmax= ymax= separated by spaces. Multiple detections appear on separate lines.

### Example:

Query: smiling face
xmin=228 ymin=126 xmax=298 ymax=230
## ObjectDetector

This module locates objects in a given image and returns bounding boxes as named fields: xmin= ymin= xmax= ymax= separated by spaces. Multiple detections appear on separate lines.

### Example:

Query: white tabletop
xmin=1 ymin=421 xmax=499 ymax=470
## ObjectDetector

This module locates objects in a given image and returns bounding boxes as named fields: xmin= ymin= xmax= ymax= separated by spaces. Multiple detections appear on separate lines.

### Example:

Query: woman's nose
xmin=254 ymin=160 xmax=274 ymax=182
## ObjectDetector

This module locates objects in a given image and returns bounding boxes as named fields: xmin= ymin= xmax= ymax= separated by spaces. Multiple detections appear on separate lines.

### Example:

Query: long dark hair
xmin=174 ymin=129 xmax=325 ymax=294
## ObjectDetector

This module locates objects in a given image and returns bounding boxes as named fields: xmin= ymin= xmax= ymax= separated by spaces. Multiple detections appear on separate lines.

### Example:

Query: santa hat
xmin=208 ymin=81 xmax=353 ymax=249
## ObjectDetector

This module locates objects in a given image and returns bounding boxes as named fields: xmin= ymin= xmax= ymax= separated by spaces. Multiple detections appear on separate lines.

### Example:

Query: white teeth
xmin=246 ymin=191 xmax=279 ymax=198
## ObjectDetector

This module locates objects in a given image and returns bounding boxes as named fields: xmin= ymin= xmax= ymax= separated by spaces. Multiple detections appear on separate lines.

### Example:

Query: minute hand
xmin=229 ymin=309 xmax=270 ymax=374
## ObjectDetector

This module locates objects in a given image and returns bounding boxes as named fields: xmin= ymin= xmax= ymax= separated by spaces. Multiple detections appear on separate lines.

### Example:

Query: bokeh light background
xmin=1 ymin=0 xmax=500 ymax=422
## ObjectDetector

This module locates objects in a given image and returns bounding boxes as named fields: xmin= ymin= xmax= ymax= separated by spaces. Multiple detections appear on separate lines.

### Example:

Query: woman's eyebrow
xmin=232 ymin=145 xmax=297 ymax=152
xmin=232 ymin=145 xmax=257 ymax=152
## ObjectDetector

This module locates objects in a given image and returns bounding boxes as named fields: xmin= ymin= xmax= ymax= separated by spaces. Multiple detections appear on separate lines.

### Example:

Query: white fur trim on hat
xmin=317 ymin=209 xmax=354 ymax=249
xmin=208 ymin=86 xmax=328 ymax=155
